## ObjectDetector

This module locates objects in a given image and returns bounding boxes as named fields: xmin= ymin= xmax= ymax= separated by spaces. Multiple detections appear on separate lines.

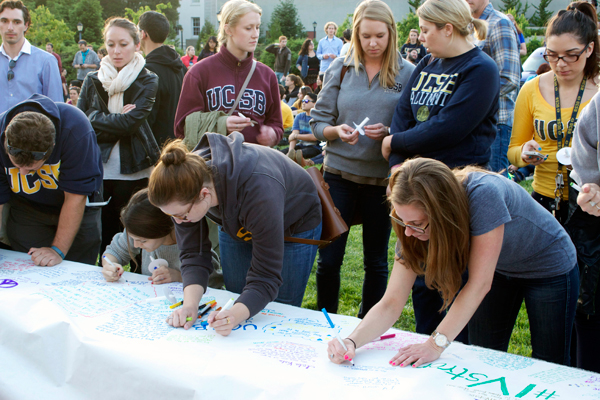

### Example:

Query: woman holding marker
xmin=310 ymin=0 xmax=415 ymax=319
xmin=508 ymin=1 xmax=599 ymax=225
xmin=328 ymin=158 xmax=578 ymax=367
xmin=101 ymin=189 xmax=182 ymax=284
xmin=173 ymin=0 xmax=282 ymax=146
xmin=147 ymin=133 xmax=321 ymax=336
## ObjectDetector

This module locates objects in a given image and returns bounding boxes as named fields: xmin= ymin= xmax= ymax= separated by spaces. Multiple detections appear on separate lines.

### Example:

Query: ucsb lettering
xmin=206 ymin=86 xmax=267 ymax=116
xmin=6 ymin=162 xmax=60 ymax=195
xmin=533 ymin=118 xmax=575 ymax=141
xmin=410 ymin=72 xmax=458 ymax=107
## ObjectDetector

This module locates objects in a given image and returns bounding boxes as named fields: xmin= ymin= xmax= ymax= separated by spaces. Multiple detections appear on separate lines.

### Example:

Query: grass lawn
xmin=301 ymin=178 xmax=535 ymax=358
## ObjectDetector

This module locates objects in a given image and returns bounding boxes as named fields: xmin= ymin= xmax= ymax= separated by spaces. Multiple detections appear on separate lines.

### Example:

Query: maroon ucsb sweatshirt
xmin=174 ymin=45 xmax=283 ymax=144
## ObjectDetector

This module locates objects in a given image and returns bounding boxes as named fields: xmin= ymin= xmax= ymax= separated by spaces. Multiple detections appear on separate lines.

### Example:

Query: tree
xmin=27 ymin=6 xmax=74 ymax=52
xmin=407 ymin=0 xmax=422 ymax=13
xmin=100 ymin=0 xmax=127 ymax=21
xmin=128 ymin=0 xmax=180 ymax=39
xmin=124 ymin=2 xmax=171 ymax=24
xmin=336 ymin=14 xmax=353 ymax=39
xmin=500 ymin=0 xmax=529 ymax=16
xmin=530 ymin=0 xmax=553 ymax=27
xmin=506 ymin=8 xmax=530 ymax=37
xmin=397 ymin=12 xmax=420 ymax=46
xmin=69 ymin=0 xmax=104 ymax=46
xmin=196 ymin=20 xmax=217 ymax=51
xmin=268 ymin=0 xmax=304 ymax=40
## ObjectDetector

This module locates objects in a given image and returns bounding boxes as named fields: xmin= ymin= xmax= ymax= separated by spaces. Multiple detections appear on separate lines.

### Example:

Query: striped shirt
xmin=474 ymin=3 xmax=521 ymax=126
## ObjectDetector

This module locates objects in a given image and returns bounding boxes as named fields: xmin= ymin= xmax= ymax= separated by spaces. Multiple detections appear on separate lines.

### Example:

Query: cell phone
xmin=524 ymin=150 xmax=545 ymax=158
xmin=80 ymin=63 xmax=83 ymax=67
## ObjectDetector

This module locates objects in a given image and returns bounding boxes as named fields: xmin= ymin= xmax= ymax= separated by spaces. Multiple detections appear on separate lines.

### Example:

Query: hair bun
xmin=160 ymin=140 xmax=189 ymax=167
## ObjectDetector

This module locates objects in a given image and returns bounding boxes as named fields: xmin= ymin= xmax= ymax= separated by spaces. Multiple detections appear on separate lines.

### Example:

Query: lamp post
xmin=77 ymin=22 xmax=83 ymax=42
xmin=312 ymin=21 xmax=317 ymax=40
xmin=176 ymin=25 xmax=183 ymax=50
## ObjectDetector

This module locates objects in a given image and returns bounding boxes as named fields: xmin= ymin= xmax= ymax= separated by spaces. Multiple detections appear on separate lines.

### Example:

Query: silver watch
xmin=431 ymin=330 xmax=451 ymax=350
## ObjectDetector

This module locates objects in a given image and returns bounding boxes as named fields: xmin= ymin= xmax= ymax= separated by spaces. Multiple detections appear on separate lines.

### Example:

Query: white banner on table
xmin=0 ymin=249 xmax=598 ymax=400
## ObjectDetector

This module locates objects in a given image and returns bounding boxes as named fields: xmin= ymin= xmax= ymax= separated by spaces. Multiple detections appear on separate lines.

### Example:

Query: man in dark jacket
xmin=265 ymin=36 xmax=291 ymax=85
xmin=0 ymin=94 xmax=103 ymax=266
xmin=139 ymin=11 xmax=186 ymax=146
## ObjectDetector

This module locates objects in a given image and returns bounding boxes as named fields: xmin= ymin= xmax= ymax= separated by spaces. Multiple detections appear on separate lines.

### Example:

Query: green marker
xmin=186 ymin=317 xmax=193 ymax=322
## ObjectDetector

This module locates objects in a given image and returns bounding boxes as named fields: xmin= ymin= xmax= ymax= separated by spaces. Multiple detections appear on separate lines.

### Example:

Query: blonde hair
xmin=324 ymin=21 xmax=338 ymax=33
xmin=417 ymin=0 xmax=487 ymax=41
xmin=217 ymin=0 xmax=262 ymax=47
xmin=389 ymin=158 xmax=472 ymax=310
xmin=348 ymin=0 xmax=399 ymax=89
xmin=186 ymin=45 xmax=195 ymax=54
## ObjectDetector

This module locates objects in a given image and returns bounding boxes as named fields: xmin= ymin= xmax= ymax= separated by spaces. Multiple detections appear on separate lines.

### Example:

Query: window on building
xmin=192 ymin=17 xmax=200 ymax=36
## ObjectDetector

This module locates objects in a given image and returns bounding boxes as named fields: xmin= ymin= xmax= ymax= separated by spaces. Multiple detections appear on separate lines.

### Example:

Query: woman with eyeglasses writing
xmin=147 ymin=133 xmax=322 ymax=336
xmin=327 ymin=158 xmax=578 ymax=367
xmin=508 ymin=1 xmax=599 ymax=225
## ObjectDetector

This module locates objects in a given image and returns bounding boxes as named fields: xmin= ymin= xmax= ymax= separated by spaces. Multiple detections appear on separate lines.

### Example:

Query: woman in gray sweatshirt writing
xmin=310 ymin=0 xmax=415 ymax=318
xmin=148 ymin=132 xmax=322 ymax=336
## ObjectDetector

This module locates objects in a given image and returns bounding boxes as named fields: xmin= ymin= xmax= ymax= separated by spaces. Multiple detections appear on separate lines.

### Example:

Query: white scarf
xmin=98 ymin=52 xmax=146 ymax=113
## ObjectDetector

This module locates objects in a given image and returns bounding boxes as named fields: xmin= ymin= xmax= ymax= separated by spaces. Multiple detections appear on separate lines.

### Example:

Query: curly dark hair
xmin=0 ymin=0 xmax=30 ymax=28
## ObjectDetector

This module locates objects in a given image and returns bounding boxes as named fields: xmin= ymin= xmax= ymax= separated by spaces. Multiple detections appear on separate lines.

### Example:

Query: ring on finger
xmin=226 ymin=317 xmax=231 ymax=324
xmin=330 ymin=354 xmax=334 ymax=359
xmin=591 ymin=201 xmax=597 ymax=207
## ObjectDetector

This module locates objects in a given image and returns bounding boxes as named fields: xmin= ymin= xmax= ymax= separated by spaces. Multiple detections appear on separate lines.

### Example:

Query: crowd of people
xmin=1 ymin=0 xmax=600 ymax=374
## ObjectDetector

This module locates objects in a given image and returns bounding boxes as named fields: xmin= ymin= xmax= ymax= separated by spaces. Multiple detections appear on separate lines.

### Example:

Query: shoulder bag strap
xmin=227 ymin=59 xmax=257 ymax=116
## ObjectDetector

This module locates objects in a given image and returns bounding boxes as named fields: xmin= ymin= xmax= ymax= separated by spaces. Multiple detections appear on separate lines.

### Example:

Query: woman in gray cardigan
xmin=310 ymin=0 xmax=415 ymax=318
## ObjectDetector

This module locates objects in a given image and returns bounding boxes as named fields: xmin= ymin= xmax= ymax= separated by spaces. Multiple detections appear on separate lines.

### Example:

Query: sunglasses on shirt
xmin=7 ymin=59 xmax=16 ymax=81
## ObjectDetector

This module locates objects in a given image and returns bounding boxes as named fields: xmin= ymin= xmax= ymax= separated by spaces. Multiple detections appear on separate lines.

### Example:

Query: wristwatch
xmin=431 ymin=330 xmax=451 ymax=350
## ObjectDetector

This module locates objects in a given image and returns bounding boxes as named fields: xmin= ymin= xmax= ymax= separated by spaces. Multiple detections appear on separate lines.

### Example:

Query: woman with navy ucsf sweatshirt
xmin=382 ymin=0 xmax=499 ymax=170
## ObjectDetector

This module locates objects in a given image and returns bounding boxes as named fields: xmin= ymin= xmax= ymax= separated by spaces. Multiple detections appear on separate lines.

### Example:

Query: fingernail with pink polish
xmin=392 ymin=362 xmax=396 ymax=366
xmin=344 ymin=355 xmax=348 ymax=360
xmin=400 ymin=363 xmax=404 ymax=367
xmin=412 ymin=364 xmax=416 ymax=368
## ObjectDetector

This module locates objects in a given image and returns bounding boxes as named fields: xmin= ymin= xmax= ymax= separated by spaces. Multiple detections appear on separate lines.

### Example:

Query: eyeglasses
xmin=389 ymin=212 xmax=429 ymax=234
xmin=163 ymin=200 xmax=196 ymax=221
xmin=6 ymin=142 xmax=50 ymax=161
xmin=302 ymin=99 xmax=313 ymax=104
xmin=543 ymin=44 xmax=590 ymax=63
xmin=7 ymin=59 xmax=16 ymax=81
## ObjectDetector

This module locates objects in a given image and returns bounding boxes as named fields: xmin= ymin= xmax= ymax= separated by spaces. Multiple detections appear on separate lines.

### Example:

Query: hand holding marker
xmin=322 ymin=308 xmax=354 ymax=366
xmin=102 ymin=256 xmax=123 ymax=280
xmin=208 ymin=298 xmax=235 ymax=329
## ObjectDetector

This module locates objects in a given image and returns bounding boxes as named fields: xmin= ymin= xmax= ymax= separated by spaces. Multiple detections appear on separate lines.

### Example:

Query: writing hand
xmin=326 ymin=337 xmax=355 ymax=364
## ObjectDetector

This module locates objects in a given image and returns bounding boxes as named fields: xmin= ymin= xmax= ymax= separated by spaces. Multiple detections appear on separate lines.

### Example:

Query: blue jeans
xmin=412 ymin=272 xmax=470 ymax=343
xmin=219 ymin=222 xmax=322 ymax=307
xmin=316 ymin=172 xmax=391 ymax=318
xmin=469 ymin=267 xmax=579 ymax=365
xmin=489 ymin=123 xmax=511 ymax=176
xmin=275 ymin=72 xmax=285 ymax=84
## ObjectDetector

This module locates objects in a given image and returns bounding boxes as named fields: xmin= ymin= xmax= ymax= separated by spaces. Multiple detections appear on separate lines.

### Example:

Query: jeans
xmin=574 ymin=311 xmax=600 ymax=372
xmin=469 ymin=267 xmax=579 ymax=365
xmin=489 ymin=123 xmax=512 ymax=176
xmin=316 ymin=172 xmax=391 ymax=318
xmin=219 ymin=222 xmax=322 ymax=307
xmin=411 ymin=272 xmax=470 ymax=343
xmin=275 ymin=72 xmax=285 ymax=85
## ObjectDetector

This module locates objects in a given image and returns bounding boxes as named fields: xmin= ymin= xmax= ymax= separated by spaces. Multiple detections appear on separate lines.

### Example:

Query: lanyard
xmin=554 ymin=75 xmax=587 ymax=159
xmin=552 ymin=75 xmax=587 ymax=211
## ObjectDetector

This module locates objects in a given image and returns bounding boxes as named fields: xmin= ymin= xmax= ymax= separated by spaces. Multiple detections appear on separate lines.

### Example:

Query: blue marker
xmin=321 ymin=308 xmax=354 ymax=366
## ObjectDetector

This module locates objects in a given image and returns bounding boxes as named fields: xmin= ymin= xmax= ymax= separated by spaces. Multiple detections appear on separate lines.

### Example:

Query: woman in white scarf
xmin=78 ymin=17 xmax=160 ymax=255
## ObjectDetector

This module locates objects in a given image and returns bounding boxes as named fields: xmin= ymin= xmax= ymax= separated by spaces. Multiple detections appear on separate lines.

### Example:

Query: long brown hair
xmin=148 ymin=140 xmax=213 ymax=207
xmin=299 ymin=38 xmax=313 ymax=56
xmin=389 ymin=158 xmax=471 ymax=310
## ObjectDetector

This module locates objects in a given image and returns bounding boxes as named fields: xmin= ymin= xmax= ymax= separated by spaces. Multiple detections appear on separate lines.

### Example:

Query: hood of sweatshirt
xmin=145 ymin=45 xmax=186 ymax=74
xmin=0 ymin=93 xmax=61 ymax=135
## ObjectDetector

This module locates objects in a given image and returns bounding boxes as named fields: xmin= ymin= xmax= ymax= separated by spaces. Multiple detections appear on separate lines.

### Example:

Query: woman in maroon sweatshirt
xmin=174 ymin=0 xmax=282 ymax=147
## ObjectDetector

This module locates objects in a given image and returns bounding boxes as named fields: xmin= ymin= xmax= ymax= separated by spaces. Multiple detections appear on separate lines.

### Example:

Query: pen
xmin=197 ymin=300 xmax=216 ymax=311
xmin=198 ymin=302 xmax=217 ymax=318
xmin=103 ymin=256 xmax=122 ymax=278
xmin=321 ymin=308 xmax=354 ymax=366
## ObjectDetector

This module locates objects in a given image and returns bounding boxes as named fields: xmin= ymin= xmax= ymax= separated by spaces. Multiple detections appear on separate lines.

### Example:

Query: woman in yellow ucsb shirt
xmin=508 ymin=1 xmax=599 ymax=224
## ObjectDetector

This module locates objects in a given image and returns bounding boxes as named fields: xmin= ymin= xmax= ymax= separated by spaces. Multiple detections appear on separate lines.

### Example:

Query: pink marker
xmin=378 ymin=334 xmax=396 ymax=341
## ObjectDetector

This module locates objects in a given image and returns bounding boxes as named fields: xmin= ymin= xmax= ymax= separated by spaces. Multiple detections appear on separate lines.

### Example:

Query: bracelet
xmin=51 ymin=245 xmax=65 ymax=260
xmin=345 ymin=337 xmax=357 ymax=350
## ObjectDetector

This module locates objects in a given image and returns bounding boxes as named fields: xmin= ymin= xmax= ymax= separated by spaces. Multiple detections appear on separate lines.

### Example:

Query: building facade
xmin=177 ymin=0 xmax=574 ymax=50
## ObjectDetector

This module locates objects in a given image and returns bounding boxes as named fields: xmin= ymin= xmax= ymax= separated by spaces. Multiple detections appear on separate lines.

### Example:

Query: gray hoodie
xmin=175 ymin=132 xmax=321 ymax=317
xmin=310 ymin=53 xmax=415 ymax=179
xmin=572 ymin=92 xmax=600 ymax=186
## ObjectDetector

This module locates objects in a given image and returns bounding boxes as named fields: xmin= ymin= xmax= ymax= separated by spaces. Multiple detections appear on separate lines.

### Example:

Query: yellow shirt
xmin=281 ymin=101 xmax=294 ymax=130
xmin=508 ymin=76 xmax=591 ymax=200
